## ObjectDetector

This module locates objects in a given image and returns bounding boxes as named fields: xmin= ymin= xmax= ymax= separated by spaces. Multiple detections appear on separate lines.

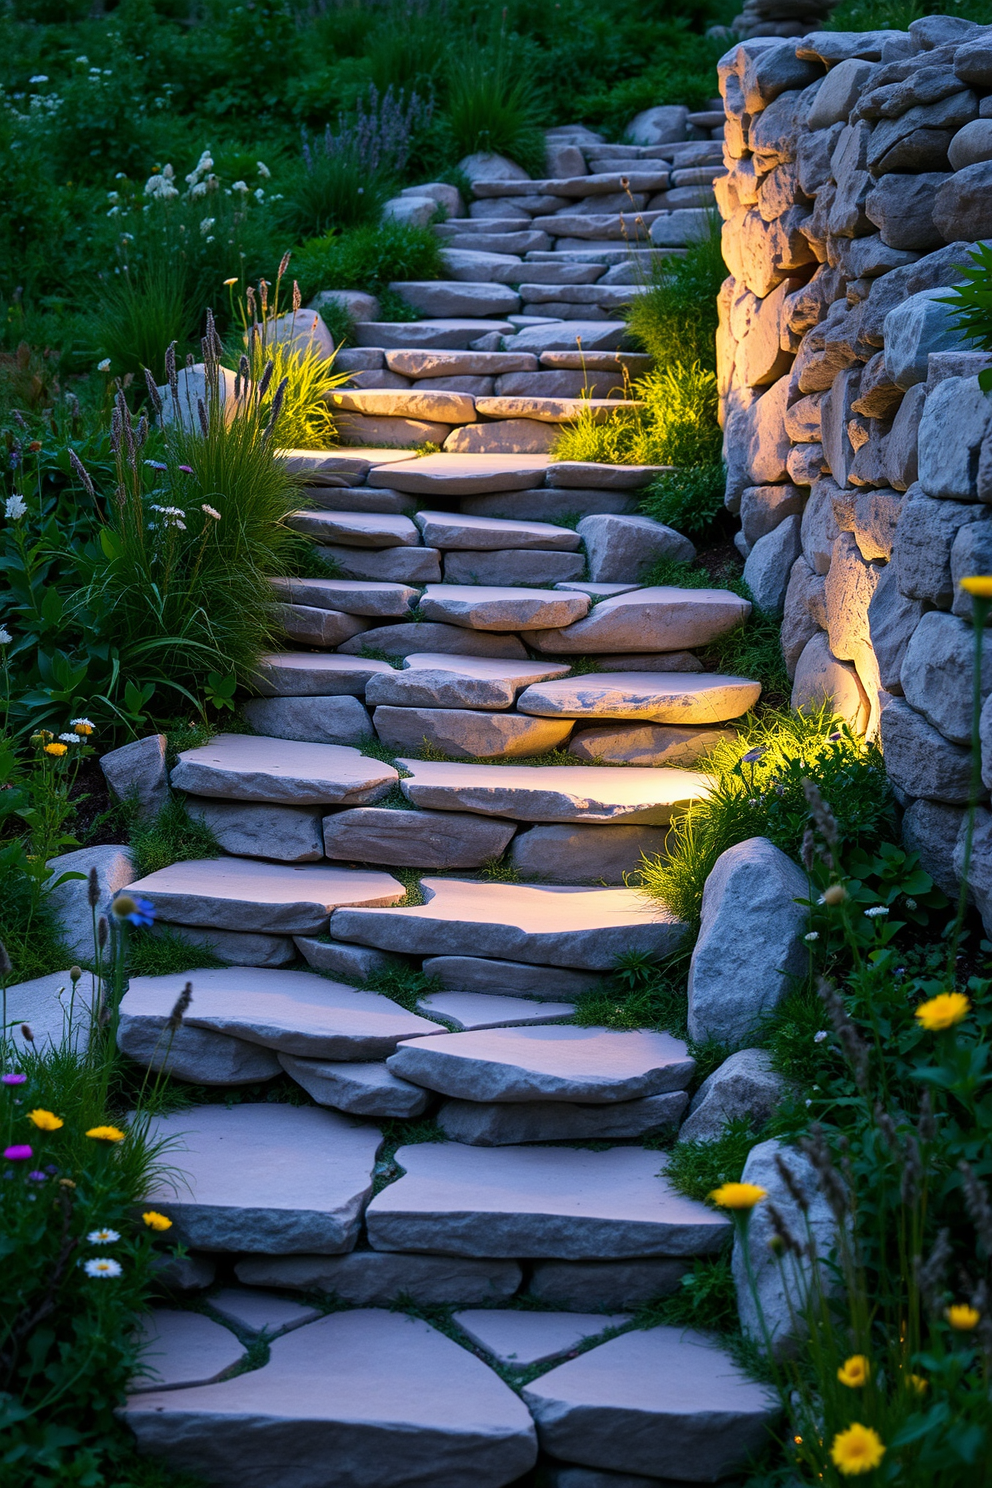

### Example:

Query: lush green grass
xmin=665 ymin=1117 xmax=767 ymax=1201
xmin=128 ymin=796 xmax=221 ymax=881
xmin=292 ymin=220 xmax=445 ymax=303
xmin=626 ymin=220 xmax=727 ymax=373
xmin=633 ymin=1253 xmax=739 ymax=1333
xmin=127 ymin=926 xmax=225 ymax=980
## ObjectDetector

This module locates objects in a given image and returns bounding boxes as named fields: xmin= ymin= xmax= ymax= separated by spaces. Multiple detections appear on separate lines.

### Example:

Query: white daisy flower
xmin=87 ymin=1227 xmax=120 ymax=1244
xmin=83 ymin=1257 xmax=122 ymax=1278
xmin=58 ymin=732 xmax=82 ymax=743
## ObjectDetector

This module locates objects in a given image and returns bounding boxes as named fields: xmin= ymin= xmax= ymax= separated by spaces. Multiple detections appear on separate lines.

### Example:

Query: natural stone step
xmin=144 ymin=1104 xmax=383 ymax=1254
xmin=508 ymin=262 xmax=606 ymax=284
xmin=509 ymin=822 xmax=670 ymax=884
xmin=292 ymin=937 xmax=400 ymax=983
xmin=367 ymin=451 xmax=551 ymax=495
xmin=277 ymin=447 xmax=419 ymax=483
xmin=393 ymin=759 xmax=710 ymax=824
xmin=278 ymin=1053 xmax=431 ymax=1117
xmin=569 ymin=722 xmax=735 ymax=766
xmin=329 ymin=387 xmax=478 ymax=423
xmin=372 ymin=704 xmax=574 ymax=759
xmin=517 ymin=673 xmax=761 ymax=725
xmin=252 ymin=653 xmax=395 ymax=697
xmin=148 ymin=924 xmax=296 ymax=977
xmin=366 ymin=653 xmax=570 ymax=710
xmin=365 ymin=1143 xmax=730 ymax=1258
xmin=286 ymin=510 xmax=420 ymax=547
xmin=235 ymin=1252 xmax=523 ymax=1306
xmin=556 ymin=581 xmax=641 ymax=595
xmin=315 ymin=544 xmax=443 ymax=583
xmin=184 ymin=798 xmax=323 ymax=863
xmin=387 ymin=1025 xmax=693 ymax=1104
xmin=528 ymin=1258 xmax=685 ymax=1311
xmin=131 ymin=1311 xmax=246 ymax=1394
xmin=119 ymin=966 xmax=438 ymax=1061
xmin=474 ymin=171 xmax=669 ymax=198
xmin=475 ymin=396 xmax=639 ymax=424
xmin=541 ymin=352 xmax=652 ymax=374
xmin=522 ymin=1326 xmax=777 ymax=1481
xmin=503 ymin=322 xmax=627 ymax=353
xmin=353 ymin=318 xmax=517 ymax=349
xmin=388 ymin=280 xmax=521 ymax=318
xmin=296 ymin=485 xmax=417 ymax=514
xmin=443 ymin=548 xmax=585 ymax=585
xmin=415 ymin=991 xmax=576 ymax=1031
xmin=493 ymin=369 xmax=625 ymax=397
xmin=207 ymin=1289 xmax=320 ymax=1338
xmin=124 ymin=858 xmax=404 ymax=935
xmin=337 ymin=621 xmax=528 ymax=660
xmin=445 ymin=229 xmax=551 ymax=255
xmin=527 ymin=586 xmax=750 ymax=652
xmin=125 ymin=1309 xmax=538 ymax=1487
xmin=170 ymin=734 xmax=397 ymax=806
xmin=453 ymin=1310 xmax=630 ymax=1370
xmin=269 ymin=577 xmax=418 ymax=618
xmin=547 ymin=461 xmax=664 ymax=489
xmin=269 ymin=603 xmax=366 ymax=648
xmin=437 ymin=1091 xmax=686 ymax=1146
xmin=413 ymin=510 xmax=581 ymax=551
xmin=460 ymin=488 xmax=637 ymax=521
xmin=423 ymin=956 xmax=601 ymax=999
xmin=322 ymin=805 xmax=516 ymax=870
xmin=330 ymin=878 xmax=685 ymax=969
xmin=444 ymin=417 xmax=559 ymax=455
xmin=232 ymin=692 xmax=372 ymax=747
xmin=440 ymin=248 xmax=527 ymax=283
xmin=384 ymin=349 xmax=538 ymax=377
xmin=519 ymin=284 xmax=644 ymax=311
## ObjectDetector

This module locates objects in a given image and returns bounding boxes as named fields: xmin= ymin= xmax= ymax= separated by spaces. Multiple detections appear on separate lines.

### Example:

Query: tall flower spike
xmin=98 ymin=916 xmax=108 ymax=949
xmin=165 ymin=341 xmax=178 ymax=405
xmin=292 ymin=279 xmax=301 ymax=313
xmin=959 ymin=1161 xmax=992 ymax=1255
xmin=918 ymin=1091 xmax=936 ymax=1144
xmin=87 ymin=866 xmax=100 ymax=909
xmin=197 ymin=398 xmax=209 ymax=439
xmin=817 ymin=977 xmax=870 ymax=1091
xmin=257 ymin=360 xmax=274 ymax=400
xmin=773 ymin=1151 xmax=809 ymax=1214
xmin=765 ymin=1200 xmax=804 ymax=1258
xmin=803 ymin=777 xmax=839 ymax=850
xmin=916 ymin=1228 xmax=952 ymax=1313
xmin=168 ymin=981 xmax=193 ymax=1031
xmin=109 ymin=403 xmax=122 ymax=455
xmin=69 ymin=448 xmax=96 ymax=496
xmin=799 ymin=1124 xmax=848 ymax=1225
xmin=278 ymin=250 xmax=291 ymax=282
xmin=263 ymin=376 xmax=288 ymax=443
xmin=136 ymin=414 xmax=148 ymax=448
xmin=144 ymin=368 xmax=163 ymax=416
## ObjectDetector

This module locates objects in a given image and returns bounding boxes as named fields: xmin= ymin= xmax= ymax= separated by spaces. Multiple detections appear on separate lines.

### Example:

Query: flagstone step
xmin=337 ymin=622 xmax=528 ymax=660
xmin=119 ymin=966 xmax=438 ymax=1061
xmin=125 ymin=1309 xmax=538 ymax=1488
xmin=503 ymin=322 xmax=627 ymax=353
xmin=436 ymin=1091 xmax=687 ymax=1146
xmin=388 ymin=1024 xmax=693 ymax=1104
xmin=329 ymin=388 xmax=478 ymax=423
xmin=443 ymin=548 xmax=585 ymax=586
xmin=474 ymin=172 xmax=670 ymax=198
xmin=366 ymin=653 xmax=570 ymax=710
xmin=527 ymin=586 xmax=750 ymax=653
xmin=384 ymin=349 xmax=539 ymax=377
xmin=352 ymin=318 xmax=517 ymax=349
xmin=541 ymin=352 xmax=652 ymax=375
xmin=367 ymin=452 xmax=551 ymax=496
xmin=393 ymin=759 xmax=710 ymax=825
xmin=144 ymin=1103 xmax=383 ymax=1254
xmin=414 ymin=991 xmax=576 ymax=1031
xmin=270 ymin=603 xmax=368 ymax=647
xmin=522 ymin=1326 xmax=777 ymax=1481
xmin=184 ymin=798 xmax=324 ymax=863
xmin=547 ymin=461 xmax=664 ymax=489
xmin=131 ymin=1311 xmax=247 ymax=1394
xmin=517 ymin=673 xmax=762 ymax=725
xmin=459 ymin=488 xmax=638 ymax=521
xmin=569 ymin=721 xmax=736 ymax=766
xmin=322 ymin=805 xmax=516 ymax=870
xmin=329 ymin=878 xmax=685 ymax=969
xmin=170 ymin=734 xmax=397 ymax=806
xmin=422 ymin=956 xmax=602 ymax=1000
xmin=277 ymin=447 xmax=419 ymax=483
xmin=453 ymin=1310 xmax=630 ymax=1371
xmin=123 ymin=858 xmax=404 ymax=935
xmin=315 ymin=544 xmax=443 ymax=583
xmin=207 ymin=1288 xmax=321 ymax=1338
xmin=475 ymin=396 xmax=640 ymax=424
xmin=269 ymin=577 xmax=418 ymax=618
xmin=508 ymin=823 xmax=670 ymax=885
xmin=365 ymin=1143 xmax=730 ymax=1258
xmin=419 ymin=585 xmax=589 ymax=631
xmin=444 ymin=418 xmax=559 ymax=455
xmin=413 ymin=510 xmax=581 ymax=551
xmin=236 ymin=1251 xmax=523 ymax=1306
xmin=286 ymin=511 xmax=421 ymax=547
xmin=300 ymin=484 xmax=418 ymax=514
xmin=278 ymin=1053 xmax=432 ymax=1117
xmin=372 ymin=704 xmax=574 ymax=760
xmin=388 ymin=280 xmax=522 ymax=318
xmin=253 ymin=653 xmax=396 ymax=697
xmin=440 ymin=248 xmax=527 ymax=282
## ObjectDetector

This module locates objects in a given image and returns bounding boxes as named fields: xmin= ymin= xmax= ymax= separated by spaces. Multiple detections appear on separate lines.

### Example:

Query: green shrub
xmin=445 ymin=46 xmax=546 ymax=175
xmin=551 ymin=363 xmax=721 ymax=468
xmin=626 ymin=218 xmax=727 ymax=373
xmin=285 ymin=146 xmax=392 ymax=239
xmin=292 ymin=220 xmax=445 ymax=301
xmin=640 ymin=464 xmax=727 ymax=541
xmin=128 ymin=795 xmax=221 ymax=881
xmin=94 ymin=260 xmax=196 ymax=385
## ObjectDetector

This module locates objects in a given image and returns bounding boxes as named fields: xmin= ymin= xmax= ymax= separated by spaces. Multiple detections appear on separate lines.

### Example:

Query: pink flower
xmin=4 ymin=1145 xmax=33 ymax=1161
xmin=2 ymin=1073 xmax=26 ymax=1085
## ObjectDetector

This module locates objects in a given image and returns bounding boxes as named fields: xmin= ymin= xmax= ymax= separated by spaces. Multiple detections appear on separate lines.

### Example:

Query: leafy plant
xmin=639 ymin=463 xmax=728 ymax=541
xmin=551 ymin=362 xmax=721 ymax=470
xmin=445 ymin=45 xmax=546 ymax=175
xmin=940 ymin=241 xmax=992 ymax=391
xmin=292 ymin=219 xmax=445 ymax=302
xmin=95 ymin=259 xmax=196 ymax=384
xmin=627 ymin=219 xmax=727 ymax=373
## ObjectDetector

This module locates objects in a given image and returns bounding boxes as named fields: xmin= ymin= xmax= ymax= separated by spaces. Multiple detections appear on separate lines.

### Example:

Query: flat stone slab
xmin=332 ymin=878 xmax=685 ymax=970
xmin=414 ymin=510 xmax=581 ymax=552
xmin=437 ymin=1092 xmax=687 ymax=1146
xmin=171 ymin=734 xmax=397 ymax=806
xmin=329 ymin=387 xmax=478 ymax=423
xmin=125 ymin=1309 xmax=538 ymax=1488
xmin=569 ymin=722 xmax=734 ymax=767
xmin=388 ymin=1025 xmax=693 ymax=1103
xmin=475 ymin=396 xmax=641 ymax=424
xmin=315 ymin=544 xmax=442 ymax=584
xmin=454 ymin=1310 xmax=629 ymax=1370
xmin=527 ymin=1258 xmax=687 ymax=1311
xmin=419 ymin=584 xmax=590 ymax=632
xmin=2 ymin=968 xmax=95 ymax=1053
xmin=277 ymin=448 xmax=419 ymax=482
xmin=372 ymin=705 xmax=573 ymax=760
xmin=505 ymin=322 xmax=627 ymax=353
xmin=354 ymin=317 xmax=518 ymax=348
xmin=279 ymin=1053 xmax=431 ymax=1117
xmin=522 ymin=1326 xmax=777 ymax=1480
xmin=287 ymin=510 xmax=420 ymax=547
xmin=123 ymin=858 xmax=404 ymax=935
xmin=338 ymin=621 xmax=527 ymax=660
xmin=269 ymin=577 xmax=418 ymax=617
xmin=385 ymin=350 xmax=538 ymax=377
xmin=415 ymin=991 xmax=576 ymax=1030
xmin=517 ymin=674 xmax=761 ymax=725
xmin=369 ymin=452 xmax=551 ymax=496
xmin=323 ymin=805 xmax=516 ymax=870
xmin=556 ymin=581 xmax=642 ymax=596
xmin=209 ymin=1289 xmax=321 ymax=1338
xmin=252 ymin=653 xmax=395 ymax=697
xmin=444 ymin=548 xmax=585 ymax=585
xmin=241 ymin=695 xmax=372 ymax=749
xmin=235 ymin=1253 xmax=522 ymax=1307
xmin=530 ymin=587 xmax=751 ymax=652
xmin=423 ymin=956 xmax=601 ymax=998
xmin=271 ymin=602 xmax=367 ymax=647
xmin=366 ymin=653 xmax=570 ymax=710
xmin=144 ymin=1104 xmax=383 ymax=1254
xmin=394 ymin=759 xmax=710 ymax=824
xmin=366 ymin=1145 xmax=730 ymax=1258
xmin=132 ymin=1310 xmax=246 ymax=1394
xmin=120 ymin=966 xmax=438 ymax=1059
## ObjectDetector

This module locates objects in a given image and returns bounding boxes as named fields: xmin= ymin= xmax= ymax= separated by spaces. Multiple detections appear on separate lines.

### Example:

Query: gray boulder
xmin=45 ymin=844 xmax=135 ymax=963
xmin=241 ymin=695 xmax=372 ymax=746
xmin=952 ymin=521 xmax=992 ymax=620
xmin=577 ymin=514 xmax=695 ymax=583
xmin=867 ymin=559 xmax=924 ymax=694
xmin=893 ymin=486 xmax=990 ymax=607
xmin=687 ymin=837 xmax=809 ymax=1047
xmin=902 ymin=610 xmax=992 ymax=745
xmin=955 ymin=805 xmax=992 ymax=934
xmin=865 ymin=172 xmax=949 ymax=252
xmin=933 ymin=161 xmax=992 ymax=242
xmin=100 ymin=735 xmax=169 ymax=821
xmin=878 ymin=697 xmax=976 ymax=804
xmin=742 ymin=515 xmax=802 ymax=617
xmin=883 ymin=290 xmax=968 ymax=390
xmin=678 ymin=1049 xmax=786 ymax=1144
xmin=917 ymin=376 xmax=992 ymax=500
xmin=902 ymin=797 xmax=964 ymax=898
xmin=627 ymin=106 xmax=689 ymax=145
xmin=733 ymin=1138 xmax=838 ymax=1358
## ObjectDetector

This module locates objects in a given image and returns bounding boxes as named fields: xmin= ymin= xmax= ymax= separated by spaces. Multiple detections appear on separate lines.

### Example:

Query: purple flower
xmin=741 ymin=747 xmax=767 ymax=764
xmin=177 ymin=464 xmax=195 ymax=475
xmin=28 ymin=1170 xmax=47 ymax=1181
xmin=127 ymin=895 xmax=156 ymax=928
xmin=1 ymin=1073 xmax=27 ymax=1085
xmin=4 ymin=1145 xmax=33 ymax=1161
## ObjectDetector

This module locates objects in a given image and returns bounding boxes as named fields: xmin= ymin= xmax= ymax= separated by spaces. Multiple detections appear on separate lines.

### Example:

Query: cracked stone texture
xmin=143 ymin=1104 xmax=384 ymax=1254
xmin=453 ymin=1310 xmax=630 ymax=1370
xmin=418 ymin=584 xmax=590 ymax=631
xmin=131 ymin=1310 xmax=246 ymax=1394
xmin=366 ymin=1144 xmax=730 ymax=1259
xmin=422 ymin=956 xmax=602 ymax=998
xmin=528 ymin=587 xmax=748 ymax=653
xmin=415 ymin=991 xmax=576 ymax=1031
xmin=517 ymin=672 xmax=760 ymax=725
xmin=323 ymin=805 xmax=516 ymax=869
xmin=124 ymin=1309 xmax=538 ymax=1488
xmin=170 ymin=734 xmax=397 ymax=806
xmin=235 ymin=1253 xmax=523 ymax=1306
xmin=184 ymin=798 xmax=324 ymax=862
xmin=372 ymin=704 xmax=574 ymax=759
xmin=241 ymin=695 xmax=372 ymax=747
xmin=278 ymin=1054 xmax=431 ymax=1117
xmin=436 ymin=1091 xmax=687 ymax=1146
xmin=366 ymin=653 xmax=569 ymax=710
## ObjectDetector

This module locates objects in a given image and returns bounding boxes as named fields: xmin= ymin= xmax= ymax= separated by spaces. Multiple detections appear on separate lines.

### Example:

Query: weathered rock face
xmin=716 ymin=28 xmax=992 ymax=903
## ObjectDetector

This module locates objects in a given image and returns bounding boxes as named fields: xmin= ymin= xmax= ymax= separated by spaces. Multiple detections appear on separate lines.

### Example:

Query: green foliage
xmin=94 ymin=261 xmax=197 ymax=385
xmin=284 ymin=149 xmax=391 ymax=239
xmin=626 ymin=220 xmax=726 ymax=372
xmin=359 ymin=962 xmax=441 ymax=1014
xmin=666 ymin=1118 xmax=766 ymax=1201
xmin=551 ymin=362 xmax=721 ymax=468
xmin=940 ymin=241 xmax=992 ymax=390
xmin=445 ymin=46 xmax=546 ymax=175
xmin=126 ymin=926 xmax=225 ymax=980
xmin=292 ymin=220 xmax=444 ymax=302
xmin=127 ymin=795 xmax=221 ymax=882
xmin=640 ymin=462 xmax=727 ymax=540
xmin=634 ymin=1253 xmax=739 ymax=1333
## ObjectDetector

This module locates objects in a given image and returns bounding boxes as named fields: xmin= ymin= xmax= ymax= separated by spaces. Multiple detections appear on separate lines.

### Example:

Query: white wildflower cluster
xmin=144 ymin=162 xmax=178 ymax=201
xmin=199 ymin=216 xmax=216 ymax=236
xmin=187 ymin=148 xmax=219 ymax=200
xmin=864 ymin=905 xmax=889 ymax=918
xmin=0 ymin=626 xmax=12 ymax=646
xmin=4 ymin=494 xmax=27 ymax=521
xmin=149 ymin=504 xmax=187 ymax=531
xmin=201 ymin=504 xmax=221 ymax=521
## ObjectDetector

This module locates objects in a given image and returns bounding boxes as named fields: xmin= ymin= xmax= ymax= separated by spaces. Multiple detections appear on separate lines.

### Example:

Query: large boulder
xmin=45 ymin=844 xmax=136 ymax=963
xmin=791 ymin=632 xmax=870 ymax=733
xmin=100 ymin=735 xmax=169 ymax=822
xmin=577 ymin=514 xmax=695 ymax=583
xmin=742 ymin=515 xmax=802 ymax=616
xmin=687 ymin=838 xmax=809 ymax=1046
xmin=678 ymin=1049 xmax=786 ymax=1144
xmin=883 ymin=290 xmax=968 ymax=390
xmin=902 ymin=610 xmax=992 ymax=745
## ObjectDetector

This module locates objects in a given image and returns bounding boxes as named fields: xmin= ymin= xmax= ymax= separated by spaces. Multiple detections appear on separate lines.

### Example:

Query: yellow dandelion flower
xmin=829 ymin=1423 xmax=886 ymax=1476
xmin=907 ymin=1374 xmax=928 ymax=1394
xmin=44 ymin=742 xmax=68 ymax=757
xmin=708 ymin=1181 xmax=767 ymax=1210
xmin=27 ymin=1109 xmax=64 ymax=1132
xmin=959 ymin=575 xmax=992 ymax=598
xmin=946 ymin=1304 xmax=981 ymax=1330
xmin=85 ymin=1125 xmax=125 ymax=1143
xmin=837 ymin=1355 xmax=870 ymax=1388
xmin=915 ymin=992 xmax=970 ymax=1032
xmin=142 ymin=1210 xmax=173 ymax=1231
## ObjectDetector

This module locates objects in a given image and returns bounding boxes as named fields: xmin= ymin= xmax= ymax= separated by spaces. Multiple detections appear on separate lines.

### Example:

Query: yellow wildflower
xmin=915 ymin=993 xmax=970 ymax=1032
xmin=829 ymin=1423 xmax=886 ymax=1476
xmin=946 ymin=1304 xmax=981 ymax=1330
xmin=907 ymin=1374 xmax=928 ymax=1394
xmin=44 ymin=742 xmax=68 ymax=757
xmin=85 ymin=1125 xmax=125 ymax=1143
xmin=142 ymin=1210 xmax=173 ymax=1231
xmin=837 ymin=1355 xmax=870 ymax=1388
xmin=27 ymin=1109 xmax=63 ymax=1132
xmin=708 ymin=1182 xmax=767 ymax=1210
xmin=959 ymin=575 xmax=992 ymax=598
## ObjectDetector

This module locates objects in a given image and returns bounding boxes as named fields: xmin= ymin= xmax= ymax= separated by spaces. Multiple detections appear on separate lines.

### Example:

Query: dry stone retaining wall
xmin=715 ymin=15 xmax=992 ymax=918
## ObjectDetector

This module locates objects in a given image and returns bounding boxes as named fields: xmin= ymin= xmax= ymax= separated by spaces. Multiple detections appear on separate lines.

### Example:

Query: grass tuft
xmin=665 ymin=1117 xmax=766 ymax=1202
xmin=128 ymin=795 xmax=222 ymax=880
